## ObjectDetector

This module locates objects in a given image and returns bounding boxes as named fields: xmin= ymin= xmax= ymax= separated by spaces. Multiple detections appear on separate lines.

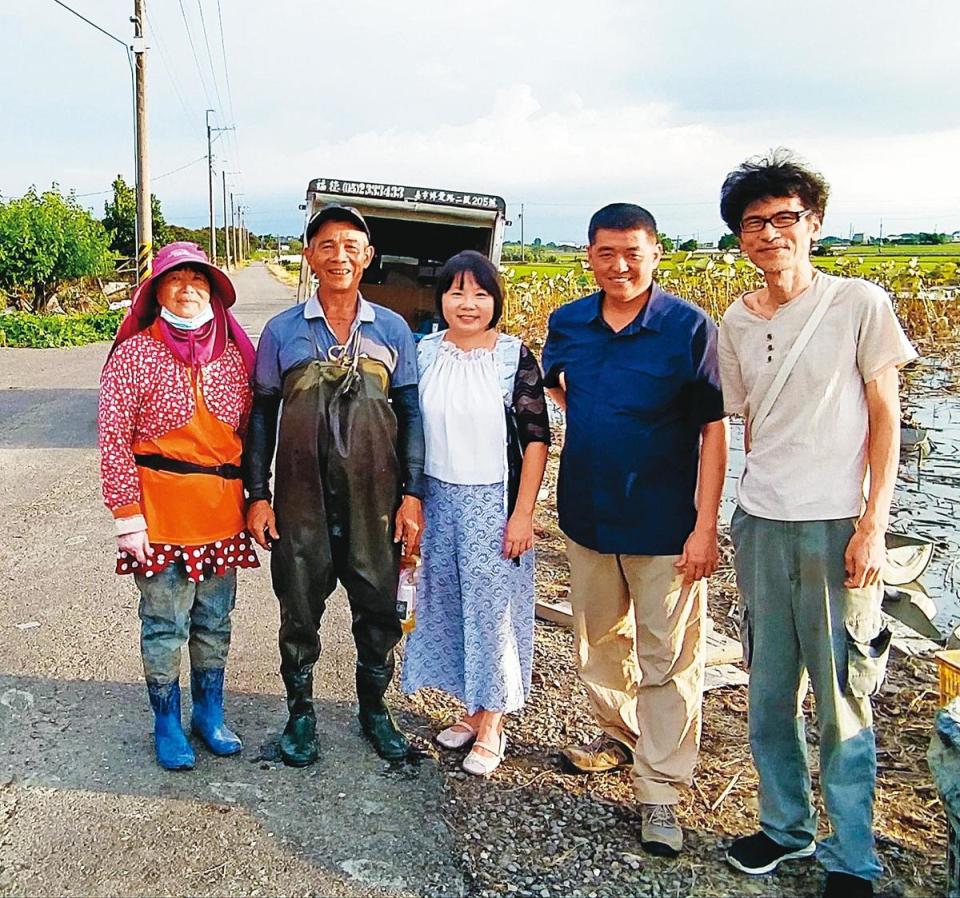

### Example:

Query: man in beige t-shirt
xmin=716 ymin=151 xmax=916 ymax=898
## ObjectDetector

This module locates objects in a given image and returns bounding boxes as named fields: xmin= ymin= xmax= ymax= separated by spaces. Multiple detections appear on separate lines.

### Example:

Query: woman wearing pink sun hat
xmin=98 ymin=242 xmax=257 ymax=770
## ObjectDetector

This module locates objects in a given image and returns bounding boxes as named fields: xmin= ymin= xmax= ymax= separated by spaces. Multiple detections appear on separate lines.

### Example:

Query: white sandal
xmin=462 ymin=731 xmax=506 ymax=777
xmin=436 ymin=721 xmax=477 ymax=750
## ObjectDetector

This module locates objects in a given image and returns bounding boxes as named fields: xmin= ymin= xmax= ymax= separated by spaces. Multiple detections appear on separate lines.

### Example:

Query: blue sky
xmin=4 ymin=1 xmax=959 ymax=243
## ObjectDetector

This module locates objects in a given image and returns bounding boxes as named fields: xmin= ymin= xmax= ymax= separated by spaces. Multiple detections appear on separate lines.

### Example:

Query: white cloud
xmin=4 ymin=0 xmax=958 ymax=240
xmin=249 ymin=85 xmax=743 ymax=200
xmin=219 ymin=86 xmax=960 ymax=239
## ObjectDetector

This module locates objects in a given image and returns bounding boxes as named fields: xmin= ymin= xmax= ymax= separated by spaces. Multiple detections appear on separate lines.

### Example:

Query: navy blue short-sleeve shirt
xmin=541 ymin=284 xmax=725 ymax=556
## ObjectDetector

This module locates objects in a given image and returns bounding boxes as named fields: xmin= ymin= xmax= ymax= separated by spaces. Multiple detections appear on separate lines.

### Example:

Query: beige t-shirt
xmin=718 ymin=272 xmax=918 ymax=521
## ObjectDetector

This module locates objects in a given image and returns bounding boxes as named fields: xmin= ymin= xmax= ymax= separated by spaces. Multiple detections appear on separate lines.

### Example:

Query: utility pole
xmin=205 ymin=114 xmax=235 ymax=264
xmin=221 ymin=170 xmax=232 ymax=269
xmin=520 ymin=202 xmax=525 ymax=262
xmin=132 ymin=1 xmax=151 ymax=282
xmin=221 ymin=170 xmax=240 ymax=268
xmin=230 ymin=193 xmax=238 ymax=264
xmin=238 ymin=206 xmax=244 ymax=261
xmin=206 ymin=108 xmax=216 ymax=264
xmin=233 ymin=194 xmax=245 ymax=263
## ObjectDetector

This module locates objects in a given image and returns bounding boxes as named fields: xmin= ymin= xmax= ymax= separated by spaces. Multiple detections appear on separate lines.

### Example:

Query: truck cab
xmin=297 ymin=177 xmax=507 ymax=337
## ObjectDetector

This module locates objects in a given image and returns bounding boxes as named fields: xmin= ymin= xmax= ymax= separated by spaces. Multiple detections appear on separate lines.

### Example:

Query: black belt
xmin=134 ymin=453 xmax=242 ymax=480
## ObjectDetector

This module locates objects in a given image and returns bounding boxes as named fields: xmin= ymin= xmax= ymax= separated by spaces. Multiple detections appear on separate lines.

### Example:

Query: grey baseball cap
xmin=305 ymin=203 xmax=371 ymax=243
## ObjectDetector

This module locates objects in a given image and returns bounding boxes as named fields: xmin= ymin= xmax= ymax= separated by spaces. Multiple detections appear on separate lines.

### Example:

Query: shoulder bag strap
xmin=750 ymin=279 xmax=840 ymax=439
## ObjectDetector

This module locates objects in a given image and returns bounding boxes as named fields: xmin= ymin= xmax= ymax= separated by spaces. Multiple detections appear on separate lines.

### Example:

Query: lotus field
xmin=500 ymin=250 xmax=960 ymax=354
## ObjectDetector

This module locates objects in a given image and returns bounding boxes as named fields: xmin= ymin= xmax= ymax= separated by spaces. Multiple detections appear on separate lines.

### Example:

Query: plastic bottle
xmin=397 ymin=553 xmax=419 ymax=635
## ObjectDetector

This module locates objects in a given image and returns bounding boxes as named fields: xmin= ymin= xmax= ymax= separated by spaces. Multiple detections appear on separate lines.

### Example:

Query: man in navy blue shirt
xmin=542 ymin=204 xmax=727 ymax=856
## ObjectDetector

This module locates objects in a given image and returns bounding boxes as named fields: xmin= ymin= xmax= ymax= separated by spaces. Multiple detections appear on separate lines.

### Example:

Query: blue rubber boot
xmin=146 ymin=681 xmax=195 ymax=771
xmin=190 ymin=668 xmax=242 ymax=756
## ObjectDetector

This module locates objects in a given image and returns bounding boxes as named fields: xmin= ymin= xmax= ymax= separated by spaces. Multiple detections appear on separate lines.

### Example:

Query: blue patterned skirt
xmin=400 ymin=476 xmax=535 ymax=714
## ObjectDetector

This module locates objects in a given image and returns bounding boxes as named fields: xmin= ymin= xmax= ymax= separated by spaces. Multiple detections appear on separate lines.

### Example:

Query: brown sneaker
xmin=559 ymin=734 xmax=633 ymax=774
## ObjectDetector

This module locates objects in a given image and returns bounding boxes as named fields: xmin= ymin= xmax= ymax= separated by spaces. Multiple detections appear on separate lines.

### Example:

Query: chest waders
xmin=272 ymin=327 xmax=408 ymax=764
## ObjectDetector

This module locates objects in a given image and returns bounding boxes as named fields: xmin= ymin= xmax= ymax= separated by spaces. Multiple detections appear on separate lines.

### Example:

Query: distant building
xmin=851 ymin=232 xmax=872 ymax=245
xmin=952 ymin=231 xmax=960 ymax=243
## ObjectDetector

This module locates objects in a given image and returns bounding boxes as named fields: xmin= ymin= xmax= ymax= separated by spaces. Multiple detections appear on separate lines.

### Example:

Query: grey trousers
xmin=136 ymin=566 xmax=237 ymax=684
xmin=731 ymin=508 xmax=891 ymax=881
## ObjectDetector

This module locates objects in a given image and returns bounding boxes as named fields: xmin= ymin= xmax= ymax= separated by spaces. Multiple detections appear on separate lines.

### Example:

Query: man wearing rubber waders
xmin=243 ymin=204 xmax=425 ymax=766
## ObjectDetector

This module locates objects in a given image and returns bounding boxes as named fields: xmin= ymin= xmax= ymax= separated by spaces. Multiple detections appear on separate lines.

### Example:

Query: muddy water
xmin=722 ymin=359 xmax=960 ymax=635
xmin=897 ymin=362 xmax=960 ymax=632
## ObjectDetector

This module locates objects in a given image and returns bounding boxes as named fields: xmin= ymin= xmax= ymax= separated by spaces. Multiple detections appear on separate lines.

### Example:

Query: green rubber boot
xmin=356 ymin=661 xmax=410 ymax=761
xmin=279 ymin=665 xmax=319 ymax=767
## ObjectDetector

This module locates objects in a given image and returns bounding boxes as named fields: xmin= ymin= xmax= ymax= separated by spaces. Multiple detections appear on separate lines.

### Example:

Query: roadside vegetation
xmin=0 ymin=186 xmax=114 ymax=314
xmin=0 ymin=307 xmax=125 ymax=348
xmin=0 ymin=181 xmax=254 ymax=348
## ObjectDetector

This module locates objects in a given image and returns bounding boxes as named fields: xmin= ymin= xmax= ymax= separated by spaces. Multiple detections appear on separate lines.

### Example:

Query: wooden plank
xmin=885 ymin=613 xmax=940 ymax=657
xmin=704 ymin=664 xmax=750 ymax=692
xmin=535 ymin=599 xmax=744 ymax=667
xmin=706 ymin=624 xmax=743 ymax=666
xmin=535 ymin=598 xmax=573 ymax=627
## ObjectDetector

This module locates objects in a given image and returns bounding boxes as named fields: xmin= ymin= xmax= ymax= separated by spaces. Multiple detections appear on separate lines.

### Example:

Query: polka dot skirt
xmin=116 ymin=531 xmax=260 ymax=582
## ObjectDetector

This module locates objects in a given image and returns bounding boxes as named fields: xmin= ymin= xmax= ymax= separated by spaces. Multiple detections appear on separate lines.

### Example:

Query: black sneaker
xmin=822 ymin=872 xmax=873 ymax=898
xmin=726 ymin=831 xmax=816 ymax=875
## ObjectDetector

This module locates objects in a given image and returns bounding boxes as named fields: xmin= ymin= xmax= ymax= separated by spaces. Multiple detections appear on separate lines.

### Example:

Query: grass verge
xmin=0 ymin=309 xmax=125 ymax=348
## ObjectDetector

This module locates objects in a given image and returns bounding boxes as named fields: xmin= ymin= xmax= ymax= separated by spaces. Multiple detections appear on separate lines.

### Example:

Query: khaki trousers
xmin=566 ymin=538 xmax=706 ymax=805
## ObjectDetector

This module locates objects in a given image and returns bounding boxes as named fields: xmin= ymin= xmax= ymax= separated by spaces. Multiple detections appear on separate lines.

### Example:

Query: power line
xmin=215 ymin=0 xmax=236 ymax=129
xmin=145 ymin=6 xmax=198 ymax=130
xmin=74 ymin=154 xmax=210 ymax=199
xmin=155 ymin=153 xmax=209 ymax=180
xmin=177 ymin=0 xmax=215 ymax=110
xmin=195 ymin=0 xmax=225 ymax=117
xmin=50 ymin=0 xmax=126 ymax=48
xmin=214 ymin=0 xmax=242 ymax=194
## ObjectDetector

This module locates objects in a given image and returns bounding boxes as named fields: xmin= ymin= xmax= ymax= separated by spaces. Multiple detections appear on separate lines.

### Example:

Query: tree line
xmin=0 ymin=178 xmax=251 ymax=313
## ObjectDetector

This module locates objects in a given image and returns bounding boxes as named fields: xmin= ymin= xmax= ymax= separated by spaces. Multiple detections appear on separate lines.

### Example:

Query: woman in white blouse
xmin=401 ymin=251 xmax=550 ymax=776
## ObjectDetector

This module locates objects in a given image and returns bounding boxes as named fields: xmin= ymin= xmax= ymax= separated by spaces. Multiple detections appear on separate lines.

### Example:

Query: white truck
xmin=297 ymin=177 xmax=508 ymax=337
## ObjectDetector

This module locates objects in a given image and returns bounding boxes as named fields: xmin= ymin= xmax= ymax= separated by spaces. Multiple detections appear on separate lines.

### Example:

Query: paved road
xmin=0 ymin=264 xmax=462 ymax=897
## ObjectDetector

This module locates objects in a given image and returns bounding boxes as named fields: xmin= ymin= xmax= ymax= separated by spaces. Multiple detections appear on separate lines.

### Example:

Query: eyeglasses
xmin=740 ymin=209 xmax=813 ymax=233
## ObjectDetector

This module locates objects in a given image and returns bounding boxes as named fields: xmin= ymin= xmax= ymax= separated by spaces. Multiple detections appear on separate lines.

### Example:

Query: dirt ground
xmin=397 ymin=440 xmax=946 ymax=898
